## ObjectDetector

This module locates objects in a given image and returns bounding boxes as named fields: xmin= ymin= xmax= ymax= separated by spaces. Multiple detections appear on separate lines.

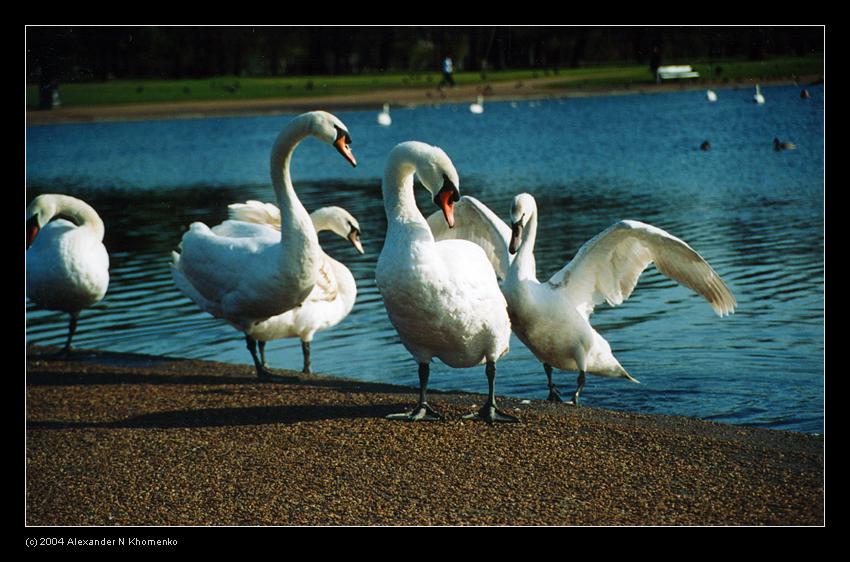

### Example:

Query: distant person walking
xmin=440 ymin=56 xmax=455 ymax=88
xmin=650 ymin=44 xmax=662 ymax=83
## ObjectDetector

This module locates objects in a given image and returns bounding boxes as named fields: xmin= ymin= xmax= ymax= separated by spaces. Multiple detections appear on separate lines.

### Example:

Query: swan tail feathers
xmin=622 ymin=371 xmax=640 ymax=384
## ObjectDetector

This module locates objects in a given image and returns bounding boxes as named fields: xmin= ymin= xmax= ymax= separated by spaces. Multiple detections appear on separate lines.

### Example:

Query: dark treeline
xmin=27 ymin=26 xmax=823 ymax=83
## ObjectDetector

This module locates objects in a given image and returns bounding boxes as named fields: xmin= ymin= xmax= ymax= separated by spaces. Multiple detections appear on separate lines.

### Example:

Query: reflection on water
xmin=26 ymin=84 xmax=824 ymax=433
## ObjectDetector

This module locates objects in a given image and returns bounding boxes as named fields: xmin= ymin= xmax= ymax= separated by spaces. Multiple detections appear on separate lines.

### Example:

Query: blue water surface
xmin=26 ymin=84 xmax=825 ymax=433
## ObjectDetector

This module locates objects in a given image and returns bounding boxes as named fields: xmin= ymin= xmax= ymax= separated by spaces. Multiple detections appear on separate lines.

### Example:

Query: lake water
xmin=26 ymin=84 xmax=824 ymax=434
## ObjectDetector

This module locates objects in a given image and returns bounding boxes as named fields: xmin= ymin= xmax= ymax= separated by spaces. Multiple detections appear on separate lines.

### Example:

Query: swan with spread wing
xmin=428 ymin=193 xmax=736 ymax=405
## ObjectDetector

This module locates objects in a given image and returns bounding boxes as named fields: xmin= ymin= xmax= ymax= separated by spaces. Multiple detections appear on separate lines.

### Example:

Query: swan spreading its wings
xmin=426 ymin=196 xmax=513 ymax=279
xmin=546 ymin=219 xmax=736 ymax=320
xmin=429 ymin=192 xmax=736 ymax=405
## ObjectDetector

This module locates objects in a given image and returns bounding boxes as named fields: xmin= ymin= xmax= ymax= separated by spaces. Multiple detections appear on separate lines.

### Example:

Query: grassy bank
xmin=26 ymin=55 xmax=823 ymax=110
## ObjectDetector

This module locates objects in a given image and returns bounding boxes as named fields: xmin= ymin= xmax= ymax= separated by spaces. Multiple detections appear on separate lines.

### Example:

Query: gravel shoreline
xmin=25 ymin=345 xmax=824 ymax=526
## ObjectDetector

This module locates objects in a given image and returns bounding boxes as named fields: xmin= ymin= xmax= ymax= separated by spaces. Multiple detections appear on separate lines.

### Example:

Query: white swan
xmin=428 ymin=193 xmax=736 ymax=405
xmin=706 ymin=89 xmax=717 ymax=102
xmin=470 ymin=95 xmax=484 ymax=114
xmin=171 ymin=111 xmax=357 ymax=379
xmin=754 ymin=84 xmax=765 ymax=104
xmin=26 ymin=194 xmax=110 ymax=357
xmin=224 ymin=201 xmax=363 ymax=374
xmin=375 ymin=141 xmax=513 ymax=423
xmin=377 ymin=103 xmax=392 ymax=126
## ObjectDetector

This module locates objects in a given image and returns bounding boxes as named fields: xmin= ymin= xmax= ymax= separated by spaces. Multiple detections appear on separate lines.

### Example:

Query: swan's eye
xmin=334 ymin=125 xmax=352 ymax=146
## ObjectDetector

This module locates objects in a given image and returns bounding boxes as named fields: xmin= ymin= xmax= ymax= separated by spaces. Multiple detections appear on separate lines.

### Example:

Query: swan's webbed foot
xmin=52 ymin=345 xmax=73 ymax=360
xmin=463 ymin=401 xmax=519 ymax=424
xmin=543 ymin=363 xmax=562 ymax=402
xmin=255 ymin=367 xmax=299 ymax=384
xmin=386 ymin=402 xmax=444 ymax=422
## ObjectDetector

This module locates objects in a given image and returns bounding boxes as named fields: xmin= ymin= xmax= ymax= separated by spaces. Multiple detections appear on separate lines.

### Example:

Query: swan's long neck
xmin=381 ymin=148 xmax=433 ymax=244
xmin=335 ymin=259 xmax=358 ymax=312
xmin=510 ymin=211 xmax=538 ymax=282
xmin=270 ymin=116 xmax=320 ymax=258
xmin=49 ymin=195 xmax=105 ymax=241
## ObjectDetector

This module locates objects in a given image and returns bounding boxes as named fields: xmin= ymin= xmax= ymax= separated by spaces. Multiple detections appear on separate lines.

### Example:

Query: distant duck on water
xmin=706 ymin=89 xmax=717 ymax=102
xmin=773 ymin=137 xmax=797 ymax=151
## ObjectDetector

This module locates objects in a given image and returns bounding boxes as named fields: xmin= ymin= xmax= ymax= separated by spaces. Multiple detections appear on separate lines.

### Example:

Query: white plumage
xmin=706 ymin=89 xmax=718 ymax=102
xmin=469 ymin=94 xmax=484 ymax=114
xmin=170 ymin=111 xmax=357 ymax=379
xmin=225 ymin=201 xmax=363 ymax=374
xmin=26 ymin=194 xmax=110 ymax=356
xmin=376 ymin=141 xmax=514 ymax=423
xmin=377 ymin=103 xmax=392 ymax=126
xmin=754 ymin=84 xmax=765 ymax=104
xmin=428 ymin=193 xmax=736 ymax=405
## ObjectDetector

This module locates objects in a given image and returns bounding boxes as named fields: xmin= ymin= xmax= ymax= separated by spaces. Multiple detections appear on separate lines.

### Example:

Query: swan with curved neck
xmin=26 ymin=194 xmax=110 ymax=357
xmin=378 ymin=103 xmax=392 ymax=126
xmin=754 ymin=84 xmax=765 ymax=104
xmin=225 ymin=201 xmax=363 ymax=374
xmin=171 ymin=111 xmax=357 ymax=379
xmin=428 ymin=192 xmax=736 ymax=406
xmin=376 ymin=141 xmax=513 ymax=423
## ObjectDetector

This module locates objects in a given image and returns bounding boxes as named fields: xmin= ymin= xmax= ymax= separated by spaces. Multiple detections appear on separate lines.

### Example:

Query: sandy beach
xmin=24 ymin=76 xmax=817 ymax=126
xmin=25 ymin=345 xmax=823 ymax=526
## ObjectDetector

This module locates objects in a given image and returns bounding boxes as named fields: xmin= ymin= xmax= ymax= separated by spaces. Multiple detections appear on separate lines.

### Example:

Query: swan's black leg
xmin=56 ymin=313 xmax=78 ymax=359
xmin=464 ymin=361 xmax=519 ymax=424
xmin=258 ymin=340 xmax=267 ymax=369
xmin=301 ymin=341 xmax=312 ymax=374
xmin=544 ymin=363 xmax=563 ymax=402
xmin=387 ymin=362 xmax=444 ymax=421
xmin=246 ymin=335 xmax=275 ymax=381
xmin=567 ymin=371 xmax=587 ymax=407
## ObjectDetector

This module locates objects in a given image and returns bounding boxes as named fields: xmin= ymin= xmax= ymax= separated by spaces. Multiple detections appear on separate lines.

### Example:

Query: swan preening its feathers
xmin=376 ymin=141 xmax=515 ymax=423
xmin=26 ymin=194 xmax=110 ymax=356
xmin=429 ymin=193 xmax=735 ymax=405
xmin=170 ymin=111 xmax=357 ymax=379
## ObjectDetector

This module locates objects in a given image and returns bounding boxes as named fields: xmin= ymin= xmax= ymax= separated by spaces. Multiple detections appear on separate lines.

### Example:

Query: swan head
xmin=508 ymin=193 xmax=537 ymax=254
xmin=390 ymin=141 xmax=460 ymax=228
xmin=305 ymin=110 xmax=357 ymax=167
xmin=418 ymin=146 xmax=460 ymax=228
xmin=26 ymin=194 xmax=54 ymax=248
xmin=310 ymin=206 xmax=364 ymax=254
xmin=26 ymin=194 xmax=73 ymax=248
